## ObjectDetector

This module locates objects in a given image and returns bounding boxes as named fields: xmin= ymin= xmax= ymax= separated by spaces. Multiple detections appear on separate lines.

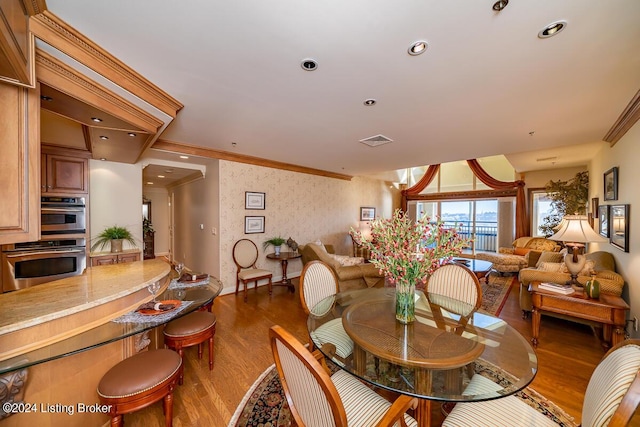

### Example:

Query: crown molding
xmin=152 ymin=139 xmax=353 ymax=181
xmin=29 ymin=10 xmax=183 ymax=118
xmin=604 ymin=89 xmax=640 ymax=146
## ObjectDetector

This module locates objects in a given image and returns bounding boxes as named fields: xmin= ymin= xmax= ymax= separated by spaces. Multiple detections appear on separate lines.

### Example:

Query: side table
xmin=266 ymin=251 xmax=301 ymax=293
xmin=529 ymin=283 xmax=629 ymax=349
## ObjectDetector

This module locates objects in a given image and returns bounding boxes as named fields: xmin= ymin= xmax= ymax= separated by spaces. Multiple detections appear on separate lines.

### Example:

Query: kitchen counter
xmin=0 ymin=258 xmax=170 ymax=363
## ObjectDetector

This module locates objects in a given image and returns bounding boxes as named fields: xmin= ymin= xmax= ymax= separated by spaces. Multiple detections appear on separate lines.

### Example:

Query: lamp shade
xmin=549 ymin=215 xmax=607 ymax=243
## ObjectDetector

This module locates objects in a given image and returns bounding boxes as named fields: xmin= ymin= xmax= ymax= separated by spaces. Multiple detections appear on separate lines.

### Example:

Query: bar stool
xmin=163 ymin=310 xmax=216 ymax=385
xmin=97 ymin=349 xmax=181 ymax=427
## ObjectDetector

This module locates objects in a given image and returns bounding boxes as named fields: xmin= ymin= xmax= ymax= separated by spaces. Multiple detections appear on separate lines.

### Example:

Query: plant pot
xmin=110 ymin=239 xmax=124 ymax=253
xmin=274 ymin=245 xmax=282 ymax=256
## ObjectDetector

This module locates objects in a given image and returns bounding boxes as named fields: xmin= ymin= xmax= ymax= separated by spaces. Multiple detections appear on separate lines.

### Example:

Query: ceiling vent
xmin=359 ymin=134 xmax=393 ymax=147
xmin=536 ymin=156 xmax=558 ymax=162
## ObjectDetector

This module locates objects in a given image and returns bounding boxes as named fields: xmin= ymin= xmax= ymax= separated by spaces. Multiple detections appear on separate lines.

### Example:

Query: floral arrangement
xmin=351 ymin=209 xmax=470 ymax=322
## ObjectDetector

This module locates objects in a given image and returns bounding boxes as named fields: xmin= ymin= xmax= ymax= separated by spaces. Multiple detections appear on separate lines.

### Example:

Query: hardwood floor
xmin=125 ymin=275 xmax=640 ymax=426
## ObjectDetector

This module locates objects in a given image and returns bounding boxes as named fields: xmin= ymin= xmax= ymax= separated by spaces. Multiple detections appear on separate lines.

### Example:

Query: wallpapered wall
xmin=218 ymin=160 xmax=400 ymax=293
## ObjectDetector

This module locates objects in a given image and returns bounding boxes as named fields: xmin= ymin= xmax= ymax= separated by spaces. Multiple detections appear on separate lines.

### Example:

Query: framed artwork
xmin=360 ymin=207 xmax=376 ymax=221
xmin=244 ymin=216 xmax=265 ymax=234
xmin=245 ymin=192 xmax=265 ymax=210
xmin=598 ymin=205 xmax=609 ymax=238
xmin=609 ymin=204 xmax=629 ymax=252
xmin=604 ymin=167 xmax=618 ymax=201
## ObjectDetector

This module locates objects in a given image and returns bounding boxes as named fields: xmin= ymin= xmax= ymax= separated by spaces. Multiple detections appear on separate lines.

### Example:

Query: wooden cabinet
xmin=90 ymin=250 xmax=141 ymax=267
xmin=143 ymin=231 xmax=155 ymax=260
xmin=41 ymin=146 xmax=89 ymax=194
xmin=0 ymin=81 xmax=40 ymax=244
xmin=0 ymin=0 xmax=37 ymax=87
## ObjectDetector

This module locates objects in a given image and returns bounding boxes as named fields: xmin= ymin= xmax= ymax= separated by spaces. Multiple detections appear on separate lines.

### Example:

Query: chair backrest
xmin=425 ymin=263 xmax=482 ymax=316
xmin=269 ymin=325 xmax=346 ymax=427
xmin=581 ymin=339 xmax=640 ymax=427
xmin=233 ymin=239 xmax=259 ymax=269
xmin=299 ymin=261 xmax=339 ymax=315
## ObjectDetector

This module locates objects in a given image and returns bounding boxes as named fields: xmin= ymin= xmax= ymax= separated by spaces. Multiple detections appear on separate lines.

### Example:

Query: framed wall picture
xmin=598 ymin=205 xmax=609 ymax=238
xmin=604 ymin=167 xmax=618 ymax=201
xmin=360 ymin=207 xmax=376 ymax=221
xmin=245 ymin=192 xmax=265 ymax=210
xmin=245 ymin=216 xmax=265 ymax=234
xmin=609 ymin=204 xmax=629 ymax=252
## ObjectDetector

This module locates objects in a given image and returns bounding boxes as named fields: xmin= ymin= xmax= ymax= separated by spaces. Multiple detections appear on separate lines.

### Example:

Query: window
xmin=530 ymin=190 xmax=554 ymax=237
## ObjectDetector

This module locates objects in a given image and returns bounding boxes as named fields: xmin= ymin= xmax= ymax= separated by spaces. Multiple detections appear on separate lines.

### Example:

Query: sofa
xmin=299 ymin=243 xmax=384 ymax=291
xmin=475 ymin=236 xmax=561 ymax=274
xmin=518 ymin=250 xmax=624 ymax=316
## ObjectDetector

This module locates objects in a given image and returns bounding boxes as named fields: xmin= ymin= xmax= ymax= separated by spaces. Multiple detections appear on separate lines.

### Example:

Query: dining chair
xmin=232 ymin=239 xmax=273 ymax=302
xmin=425 ymin=263 xmax=482 ymax=325
xmin=269 ymin=325 xmax=418 ymax=427
xmin=299 ymin=261 xmax=352 ymax=366
xmin=442 ymin=339 xmax=640 ymax=427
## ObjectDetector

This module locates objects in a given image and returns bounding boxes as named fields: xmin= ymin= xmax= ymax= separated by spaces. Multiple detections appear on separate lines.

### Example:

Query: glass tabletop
xmin=307 ymin=287 xmax=537 ymax=402
xmin=0 ymin=274 xmax=223 ymax=375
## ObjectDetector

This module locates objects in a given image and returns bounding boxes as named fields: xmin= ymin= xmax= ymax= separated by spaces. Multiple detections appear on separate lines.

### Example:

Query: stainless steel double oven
xmin=1 ymin=197 xmax=87 ymax=292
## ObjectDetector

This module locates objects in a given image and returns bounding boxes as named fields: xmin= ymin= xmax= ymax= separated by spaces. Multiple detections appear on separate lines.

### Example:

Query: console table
xmin=266 ymin=251 xmax=300 ymax=292
xmin=529 ymin=283 xmax=629 ymax=349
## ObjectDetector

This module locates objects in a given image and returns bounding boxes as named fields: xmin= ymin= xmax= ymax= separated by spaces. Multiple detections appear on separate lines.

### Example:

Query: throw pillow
xmin=536 ymin=251 xmax=564 ymax=268
xmin=538 ymin=262 xmax=564 ymax=272
xmin=513 ymin=247 xmax=531 ymax=256
xmin=328 ymin=254 xmax=364 ymax=266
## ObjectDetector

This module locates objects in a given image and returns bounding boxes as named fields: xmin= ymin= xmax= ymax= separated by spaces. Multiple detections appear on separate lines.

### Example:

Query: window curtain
xmin=400 ymin=164 xmax=440 ymax=211
xmin=401 ymin=160 xmax=529 ymax=238
xmin=466 ymin=159 xmax=529 ymax=238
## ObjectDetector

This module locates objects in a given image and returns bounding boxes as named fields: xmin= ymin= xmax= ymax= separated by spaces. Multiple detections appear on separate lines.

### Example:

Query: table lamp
xmin=548 ymin=215 xmax=607 ymax=287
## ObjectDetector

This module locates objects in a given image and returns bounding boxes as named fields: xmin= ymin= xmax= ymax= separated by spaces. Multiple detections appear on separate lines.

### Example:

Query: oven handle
xmin=5 ymin=249 xmax=86 ymax=258
xmin=41 ymin=207 xmax=86 ymax=213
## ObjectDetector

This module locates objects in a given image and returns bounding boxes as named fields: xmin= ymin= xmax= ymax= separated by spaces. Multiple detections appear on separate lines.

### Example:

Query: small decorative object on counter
xmin=584 ymin=274 xmax=600 ymax=299
xmin=286 ymin=237 xmax=299 ymax=254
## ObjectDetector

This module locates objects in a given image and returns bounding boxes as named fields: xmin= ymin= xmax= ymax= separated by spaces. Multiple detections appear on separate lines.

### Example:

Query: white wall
xmin=588 ymin=121 xmax=640 ymax=337
xmin=89 ymin=160 xmax=142 ymax=252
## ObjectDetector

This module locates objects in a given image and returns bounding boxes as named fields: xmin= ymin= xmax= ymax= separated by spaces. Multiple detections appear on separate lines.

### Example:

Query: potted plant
xmin=91 ymin=225 xmax=137 ymax=253
xmin=263 ymin=236 xmax=286 ymax=256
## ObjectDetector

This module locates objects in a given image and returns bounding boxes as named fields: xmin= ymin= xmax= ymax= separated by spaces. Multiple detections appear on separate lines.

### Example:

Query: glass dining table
xmin=307 ymin=287 xmax=538 ymax=427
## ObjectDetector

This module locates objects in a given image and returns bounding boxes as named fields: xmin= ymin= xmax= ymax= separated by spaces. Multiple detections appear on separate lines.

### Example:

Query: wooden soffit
xmin=152 ymin=139 xmax=354 ymax=181
xmin=29 ymin=10 xmax=183 ymax=118
xmin=603 ymin=89 xmax=640 ymax=146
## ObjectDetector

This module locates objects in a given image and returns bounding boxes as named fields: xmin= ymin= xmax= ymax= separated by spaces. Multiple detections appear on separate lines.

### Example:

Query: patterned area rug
xmin=228 ymin=274 xmax=572 ymax=427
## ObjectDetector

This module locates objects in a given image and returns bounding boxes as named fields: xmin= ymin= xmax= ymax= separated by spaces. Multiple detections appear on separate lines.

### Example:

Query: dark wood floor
xmin=126 ymin=275 xmax=640 ymax=426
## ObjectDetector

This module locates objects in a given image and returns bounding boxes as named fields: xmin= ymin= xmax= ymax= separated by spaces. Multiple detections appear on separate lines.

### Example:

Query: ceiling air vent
xmin=359 ymin=134 xmax=393 ymax=147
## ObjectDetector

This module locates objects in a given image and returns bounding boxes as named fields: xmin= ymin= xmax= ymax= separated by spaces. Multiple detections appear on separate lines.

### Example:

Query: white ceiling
xmin=46 ymin=0 xmax=640 ymax=177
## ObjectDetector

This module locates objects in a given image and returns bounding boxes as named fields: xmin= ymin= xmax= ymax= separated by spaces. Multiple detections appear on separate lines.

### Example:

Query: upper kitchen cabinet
xmin=41 ymin=145 xmax=89 ymax=194
xmin=0 ymin=0 xmax=44 ymax=87
xmin=0 ymin=81 xmax=40 ymax=244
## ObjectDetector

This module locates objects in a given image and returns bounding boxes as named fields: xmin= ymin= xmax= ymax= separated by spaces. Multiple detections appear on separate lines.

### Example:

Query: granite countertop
xmin=0 ymin=258 xmax=170 ymax=335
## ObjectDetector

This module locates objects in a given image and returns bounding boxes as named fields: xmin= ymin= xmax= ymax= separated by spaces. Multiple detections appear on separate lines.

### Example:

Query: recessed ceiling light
xmin=99 ymin=135 xmax=109 ymax=140
xmin=164 ymin=169 xmax=174 ymax=173
xmin=128 ymin=132 xmax=137 ymax=137
xmin=408 ymin=41 xmax=428 ymax=56
xmin=157 ymin=175 xmax=165 ymax=178
xmin=364 ymin=99 xmax=376 ymax=106
xmin=492 ymin=0 xmax=508 ymax=11
xmin=41 ymin=95 xmax=53 ymax=102
xmin=538 ymin=20 xmax=567 ymax=38
xmin=301 ymin=59 xmax=318 ymax=71
xmin=146 ymin=181 xmax=154 ymax=185
xmin=179 ymin=155 xmax=189 ymax=159
xmin=91 ymin=117 xmax=103 ymax=123
xmin=100 ymin=158 xmax=107 ymax=161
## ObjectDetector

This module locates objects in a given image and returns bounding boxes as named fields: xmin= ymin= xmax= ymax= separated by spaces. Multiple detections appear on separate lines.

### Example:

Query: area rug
xmin=479 ymin=273 xmax=515 ymax=316
xmin=228 ymin=360 xmax=575 ymax=427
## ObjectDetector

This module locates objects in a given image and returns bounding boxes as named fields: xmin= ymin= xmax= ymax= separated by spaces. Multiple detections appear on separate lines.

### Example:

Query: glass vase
xmin=395 ymin=279 xmax=416 ymax=324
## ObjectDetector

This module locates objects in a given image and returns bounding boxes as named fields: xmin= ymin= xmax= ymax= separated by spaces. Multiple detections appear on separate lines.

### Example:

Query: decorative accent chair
xmin=299 ymin=260 xmax=353 ymax=366
xmin=475 ymin=237 xmax=560 ymax=274
xmin=232 ymin=239 xmax=273 ymax=302
xmin=269 ymin=325 xmax=419 ymax=427
xmin=97 ymin=349 xmax=182 ymax=427
xmin=442 ymin=339 xmax=640 ymax=427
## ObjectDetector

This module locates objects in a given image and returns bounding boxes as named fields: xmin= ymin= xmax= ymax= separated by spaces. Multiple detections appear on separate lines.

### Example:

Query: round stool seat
xmin=164 ymin=311 xmax=217 ymax=385
xmin=97 ymin=349 xmax=181 ymax=427
xmin=164 ymin=311 xmax=216 ymax=337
